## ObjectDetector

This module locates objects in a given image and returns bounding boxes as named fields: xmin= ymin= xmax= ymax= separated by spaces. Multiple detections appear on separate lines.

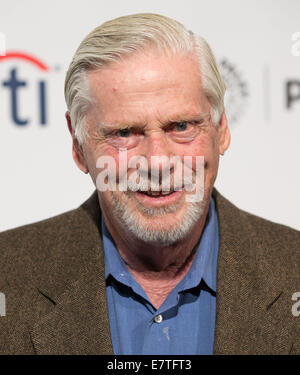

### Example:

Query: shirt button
xmin=154 ymin=314 xmax=163 ymax=323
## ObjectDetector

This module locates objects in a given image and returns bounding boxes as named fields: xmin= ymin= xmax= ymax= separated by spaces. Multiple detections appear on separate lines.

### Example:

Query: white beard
xmin=110 ymin=190 xmax=207 ymax=246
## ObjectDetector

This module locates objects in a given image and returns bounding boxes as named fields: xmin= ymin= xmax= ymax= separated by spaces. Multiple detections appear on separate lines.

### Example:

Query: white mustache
xmin=121 ymin=171 xmax=198 ymax=192
xmin=96 ymin=153 xmax=205 ymax=201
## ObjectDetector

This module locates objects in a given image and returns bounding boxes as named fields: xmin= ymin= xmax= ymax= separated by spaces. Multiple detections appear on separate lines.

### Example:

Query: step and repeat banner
xmin=0 ymin=0 xmax=299 ymax=231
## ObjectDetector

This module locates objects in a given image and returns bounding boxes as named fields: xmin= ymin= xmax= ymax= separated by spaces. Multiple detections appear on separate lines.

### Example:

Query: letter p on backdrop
xmin=0 ymin=292 xmax=6 ymax=316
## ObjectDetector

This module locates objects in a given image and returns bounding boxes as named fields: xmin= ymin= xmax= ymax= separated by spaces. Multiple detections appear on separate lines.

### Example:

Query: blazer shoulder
xmin=0 ymin=206 xmax=82 ymax=253
xmin=238 ymin=204 xmax=300 ymax=245
xmin=0 ymin=197 xmax=101 ymax=288
xmin=214 ymin=188 xmax=300 ymax=241
xmin=213 ymin=189 xmax=300 ymax=272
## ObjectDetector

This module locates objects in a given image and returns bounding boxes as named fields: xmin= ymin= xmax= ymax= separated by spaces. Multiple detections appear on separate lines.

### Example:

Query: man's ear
xmin=65 ymin=111 xmax=89 ymax=174
xmin=217 ymin=111 xmax=231 ymax=155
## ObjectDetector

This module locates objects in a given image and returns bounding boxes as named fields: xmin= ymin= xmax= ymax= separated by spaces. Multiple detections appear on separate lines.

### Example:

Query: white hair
xmin=64 ymin=13 xmax=226 ymax=144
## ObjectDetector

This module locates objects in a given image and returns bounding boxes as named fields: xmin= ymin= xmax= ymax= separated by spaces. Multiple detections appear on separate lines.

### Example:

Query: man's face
xmin=71 ymin=49 xmax=230 ymax=245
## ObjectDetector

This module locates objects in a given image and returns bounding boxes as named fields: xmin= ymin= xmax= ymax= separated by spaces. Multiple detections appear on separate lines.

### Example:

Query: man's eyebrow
xmin=166 ymin=112 xmax=209 ymax=123
xmin=97 ymin=112 xmax=208 ymax=131
xmin=98 ymin=121 xmax=147 ymax=131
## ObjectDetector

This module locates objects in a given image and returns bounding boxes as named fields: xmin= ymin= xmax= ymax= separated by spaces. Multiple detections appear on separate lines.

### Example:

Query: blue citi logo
xmin=0 ymin=51 xmax=49 ymax=126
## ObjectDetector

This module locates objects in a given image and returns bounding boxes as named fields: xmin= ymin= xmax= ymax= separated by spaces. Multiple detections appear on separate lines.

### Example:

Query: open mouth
xmin=133 ymin=188 xmax=182 ymax=207
xmin=134 ymin=188 xmax=182 ymax=203
xmin=139 ymin=190 xmax=174 ymax=197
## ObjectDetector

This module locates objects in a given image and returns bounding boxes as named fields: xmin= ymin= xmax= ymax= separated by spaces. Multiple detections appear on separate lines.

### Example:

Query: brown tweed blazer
xmin=0 ymin=189 xmax=299 ymax=354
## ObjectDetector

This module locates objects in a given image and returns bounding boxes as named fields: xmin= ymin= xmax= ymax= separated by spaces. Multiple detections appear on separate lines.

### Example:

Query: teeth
xmin=147 ymin=191 xmax=160 ymax=196
xmin=144 ymin=190 xmax=174 ymax=196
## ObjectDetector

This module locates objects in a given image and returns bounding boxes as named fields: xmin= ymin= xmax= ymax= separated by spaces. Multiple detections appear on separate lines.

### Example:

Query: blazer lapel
xmin=212 ymin=190 xmax=293 ymax=354
xmin=30 ymin=192 xmax=114 ymax=354
xmin=31 ymin=260 xmax=113 ymax=355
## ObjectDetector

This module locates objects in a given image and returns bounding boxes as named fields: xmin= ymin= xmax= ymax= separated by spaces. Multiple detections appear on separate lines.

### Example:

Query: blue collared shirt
xmin=102 ymin=196 xmax=219 ymax=355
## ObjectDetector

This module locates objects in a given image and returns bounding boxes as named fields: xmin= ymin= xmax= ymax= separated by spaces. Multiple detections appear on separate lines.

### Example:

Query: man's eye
xmin=174 ymin=122 xmax=188 ymax=132
xmin=118 ymin=129 xmax=131 ymax=137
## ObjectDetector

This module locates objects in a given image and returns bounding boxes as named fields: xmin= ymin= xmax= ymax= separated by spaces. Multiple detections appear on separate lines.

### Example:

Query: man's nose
xmin=145 ymin=132 xmax=171 ymax=157
xmin=142 ymin=132 xmax=174 ymax=176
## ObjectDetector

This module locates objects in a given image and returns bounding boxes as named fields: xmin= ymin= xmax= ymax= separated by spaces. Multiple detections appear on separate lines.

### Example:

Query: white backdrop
xmin=0 ymin=0 xmax=299 ymax=231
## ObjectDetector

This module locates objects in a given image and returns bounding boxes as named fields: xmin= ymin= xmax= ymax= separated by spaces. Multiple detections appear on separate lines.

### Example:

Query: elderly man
xmin=0 ymin=13 xmax=299 ymax=355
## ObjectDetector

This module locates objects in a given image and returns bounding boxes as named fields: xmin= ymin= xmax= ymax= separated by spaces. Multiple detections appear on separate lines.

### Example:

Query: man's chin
xmin=111 ymin=192 xmax=206 ymax=246
xmin=134 ymin=215 xmax=183 ymax=233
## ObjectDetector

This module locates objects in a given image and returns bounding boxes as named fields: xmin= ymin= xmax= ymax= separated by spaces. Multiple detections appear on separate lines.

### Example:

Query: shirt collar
xmin=180 ymin=196 xmax=219 ymax=293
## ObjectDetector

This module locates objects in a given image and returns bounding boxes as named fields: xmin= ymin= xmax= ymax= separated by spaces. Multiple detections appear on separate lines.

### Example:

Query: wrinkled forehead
xmin=89 ymin=48 xmax=201 ymax=90
xmin=86 ymin=49 xmax=206 ymax=123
